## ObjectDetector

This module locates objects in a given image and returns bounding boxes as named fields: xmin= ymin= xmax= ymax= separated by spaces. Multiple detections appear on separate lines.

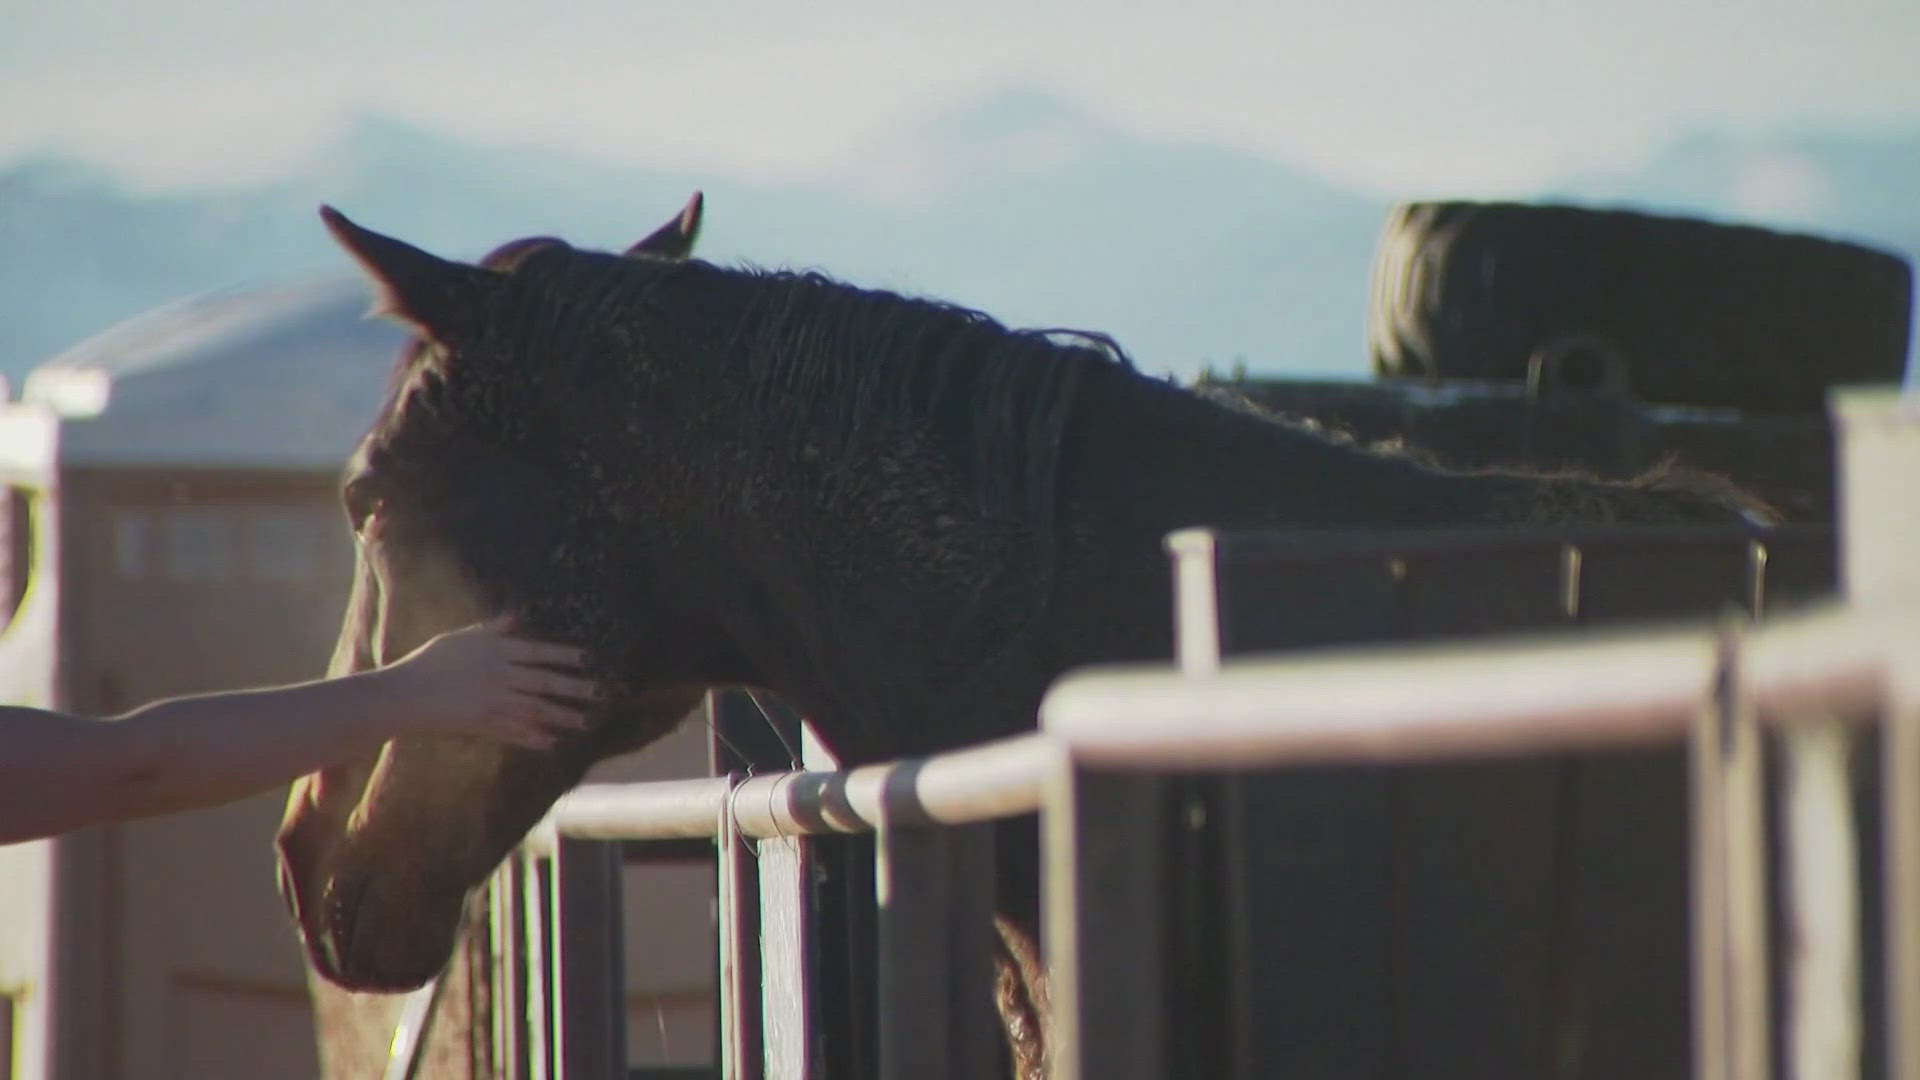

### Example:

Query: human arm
xmin=0 ymin=622 xmax=596 ymax=845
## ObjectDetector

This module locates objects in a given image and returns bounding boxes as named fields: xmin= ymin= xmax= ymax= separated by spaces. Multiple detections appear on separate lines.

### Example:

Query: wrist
xmin=344 ymin=662 xmax=435 ymax=743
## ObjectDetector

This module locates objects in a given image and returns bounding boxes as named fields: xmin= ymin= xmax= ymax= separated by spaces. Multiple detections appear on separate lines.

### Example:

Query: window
xmin=246 ymin=508 xmax=330 ymax=582
xmin=113 ymin=508 xmax=151 ymax=579
xmin=162 ymin=508 xmax=238 ymax=583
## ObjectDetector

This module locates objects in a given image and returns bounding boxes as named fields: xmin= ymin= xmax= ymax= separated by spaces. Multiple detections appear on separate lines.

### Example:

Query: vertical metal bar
xmin=491 ymin=854 xmax=536 ymax=1080
xmin=551 ymin=838 xmax=627 ymax=1079
xmin=488 ymin=860 xmax=522 ymax=1080
xmin=1887 ymin=633 xmax=1920 ymax=1080
xmin=1045 ymin=758 xmax=1165 ymax=1080
xmin=1721 ymin=639 xmax=1772 ymax=1080
xmin=1693 ymin=661 xmax=1730 ymax=1080
xmin=1835 ymin=390 xmax=1920 ymax=1080
xmin=876 ymin=823 xmax=949 ymax=1080
xmin=759 ymin=835 xmax=812 ymax=1080
xmin=1214 ymin=780 xmax=1255 ymax=1080
xmin=524 ymin=852 xmax=553 ymax=1080
xmin=874 ymin=824 xmax=998 ymax=1080
xmin=1780 ymin=717 xmax=1861 ymax=1080
xmin=380 ymin=978 xmax=442 ymax=1080
xmin=1166 ymin=528 xmax=1222 ymax=675
xmin=1694 ymin=630 xmax=1773 ymax=1080
xmin=718 ymin=777 xmax=766 ymax=1080
xmin=1835 ymin=390 xmax=1920 ymax=616
xmin=1166 ymin=524 xmax=1247 ymax=1078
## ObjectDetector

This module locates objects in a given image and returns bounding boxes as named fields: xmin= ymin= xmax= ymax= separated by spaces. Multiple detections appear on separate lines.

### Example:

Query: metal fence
xmin=461 ymin=389 xmax=1915 ymax=1080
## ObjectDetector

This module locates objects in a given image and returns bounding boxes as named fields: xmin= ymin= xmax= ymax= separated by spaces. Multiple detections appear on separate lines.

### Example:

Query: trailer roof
xmin=21 ymin=277 xmax=405 ymax=469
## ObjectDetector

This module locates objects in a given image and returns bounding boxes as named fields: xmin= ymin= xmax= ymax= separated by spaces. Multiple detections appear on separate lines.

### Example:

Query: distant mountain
xmin=4 ymin=92 xmax=1919 ymax=390
xmin=0 ymin=93 xmax=1390 ymax=384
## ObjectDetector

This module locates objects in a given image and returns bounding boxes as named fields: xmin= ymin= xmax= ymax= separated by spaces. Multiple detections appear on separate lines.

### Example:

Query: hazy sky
xmin=5 ymin=1 xmax=1920 ymax=199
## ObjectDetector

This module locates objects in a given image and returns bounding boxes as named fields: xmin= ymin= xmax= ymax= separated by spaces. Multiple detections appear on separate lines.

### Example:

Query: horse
xmin=274 ymin=196 xmax=1766 ymax=1078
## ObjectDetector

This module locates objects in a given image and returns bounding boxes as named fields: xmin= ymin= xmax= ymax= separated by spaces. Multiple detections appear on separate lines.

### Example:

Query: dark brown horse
xmin=275 ymin=196 xmax=1763 ymax=1077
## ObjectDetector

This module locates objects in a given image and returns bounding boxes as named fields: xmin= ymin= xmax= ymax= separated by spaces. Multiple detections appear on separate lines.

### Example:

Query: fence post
xmin=759 ymin=833 xmax=810 ymax=1079
xmin=758 ymin=717 xmax=841 ymax=1079
xmin=1779 ymin=714 xmax=1862 ymax=1080
xmin=1888 ymin=630 xmax=1920 ymax=1080
xmin=523 ymin=852 xmax=554 ymax=1080
xmin=718 ymin=776 xmax=765 ymax=1080
xmin=1044 ymin=760 xmax=1165 ymax=1080
xmin=874 ymin=822 xmax=999 ymax=1080
xmin=1837 ymin=389 xmax=1920 ymax=1080
xmin=550 ymin=838 xmax=626 ymax=1078
xmin=1044 ymin=529 xmax=1223 ymax=1079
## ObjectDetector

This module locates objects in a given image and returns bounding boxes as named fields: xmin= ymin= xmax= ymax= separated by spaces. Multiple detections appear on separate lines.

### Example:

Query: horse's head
xmin=276 ymin=194 xmax=724 ymax=992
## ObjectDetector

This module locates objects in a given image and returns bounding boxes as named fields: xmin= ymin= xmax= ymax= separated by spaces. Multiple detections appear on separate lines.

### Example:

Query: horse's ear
xmin=624 ymin=191 xmax=703 ymax=260
xmin=320 ymin=206 xmax=493 ymax=342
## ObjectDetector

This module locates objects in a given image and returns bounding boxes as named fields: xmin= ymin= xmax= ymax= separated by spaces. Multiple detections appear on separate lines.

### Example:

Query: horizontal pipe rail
xmin=524 ymin=604 xmax=1900 ymax=849
xmin=1043 ymin=603 xmax=1893 ymax=769
xmin=525 ymin=731 xmax=1054 ymax=852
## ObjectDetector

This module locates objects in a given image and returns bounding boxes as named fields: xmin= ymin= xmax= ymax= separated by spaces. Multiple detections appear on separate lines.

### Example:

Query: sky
xmin=6 ymin=0 xmax=1920 ymax=201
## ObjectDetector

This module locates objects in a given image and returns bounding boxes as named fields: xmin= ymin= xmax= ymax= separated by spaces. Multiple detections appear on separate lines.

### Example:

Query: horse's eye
xmin=343 ymin=476 xmax=383 ymax=532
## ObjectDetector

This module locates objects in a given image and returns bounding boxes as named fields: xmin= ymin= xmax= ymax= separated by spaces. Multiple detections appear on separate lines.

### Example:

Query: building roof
xmin=21 ymin=277 xmax=406 ymax=469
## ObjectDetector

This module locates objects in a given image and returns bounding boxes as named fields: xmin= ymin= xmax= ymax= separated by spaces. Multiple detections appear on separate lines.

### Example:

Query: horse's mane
xmin=694 ymin=264 xmax=1140 ymax=668
xmin=499 ymin=251 xmax=1127 ymax=526
xmin=712 ymin=266 xmax=1131 ymax=525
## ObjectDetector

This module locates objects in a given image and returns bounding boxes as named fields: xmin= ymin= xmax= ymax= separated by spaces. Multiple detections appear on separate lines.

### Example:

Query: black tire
xmin=1366 ymin=202 xmax=1912 ymax=413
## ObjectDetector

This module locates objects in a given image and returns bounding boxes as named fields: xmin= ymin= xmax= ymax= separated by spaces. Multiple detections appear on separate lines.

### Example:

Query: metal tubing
xmin=1779 ymin=718 xmax=1861 ymax=1080
xmin=1045 ymin=762 xmax=1167 ymax=1080
xmin=380 ymin=978 xmax=442 ymax=1080
xmin=1834 ymin=390 xmax=1920 ymax=1080
xmin=718 ymin=776 xmax=766 ymax=1080
xmin=875 ymin=824 xmax=998 ymax=1080
xmin=1692 ymin=684 xmax=1729 ymax=1080
xmin=550 ymin=838 xmax=626 ymax=1079
xmin=1687 ymin=631 xmax=1772 ymax=1080
xmin=523 ymin=853 xmax=552 ymax=1080
xmin=489 ymin=857 xmax=528 ymax=1078
xmin=1044 ymin=606 xmax=1895 ymax=770
xmin=537 ymin=733 xmax=1054 ymax=846
xmin=1721 ymin=638 xmax=1772 ymax=1080
xmin=526 ymin=610 xmax=1901 ymax=854
xmin=1887 ymin=636 xmax=1920 ymax=1080
xmin=758 ymin=836 xmax=812 ymax=1079
xmin=1167 ymin=528 xmax=1222 ymax=675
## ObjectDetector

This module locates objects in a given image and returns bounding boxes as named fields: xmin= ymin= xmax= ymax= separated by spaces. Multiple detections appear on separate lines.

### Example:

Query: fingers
xmin=501 ymin=637 xmax=590 ymax=670
xmin=496 ymin=691 xmax=595 ymax=749
xmin=468 ymin=696 xmax=593 ymax=750
xmin=508 ymin=666 xmax=600 ymax=702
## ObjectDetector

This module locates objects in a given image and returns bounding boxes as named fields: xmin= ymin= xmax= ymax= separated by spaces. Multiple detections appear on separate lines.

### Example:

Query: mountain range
xmin=3 ymin=88 xmax=1916 ymax=385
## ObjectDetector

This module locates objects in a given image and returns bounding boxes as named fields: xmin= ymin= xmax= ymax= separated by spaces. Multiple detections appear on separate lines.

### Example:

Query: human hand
xmin=376 ymin=619 xmax=599 ymax=748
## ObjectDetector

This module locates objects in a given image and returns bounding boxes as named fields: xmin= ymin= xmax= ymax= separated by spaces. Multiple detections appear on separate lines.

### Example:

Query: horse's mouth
xmin=308 ymin=870 xmax=461 ymax=992
xmin=314 ymin=871 xmax=375 ymax=986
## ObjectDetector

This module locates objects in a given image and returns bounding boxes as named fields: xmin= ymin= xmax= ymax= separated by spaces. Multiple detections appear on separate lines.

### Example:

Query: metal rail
xmin=1039 ymin=604 xmax=1893 ymax=768
xmin=525 ymin=609 xmax=1892 ymax=843
xmin=524 ymin=730 xmax=1054 ymax=852
xmin=517 ymin=604 xmax=1908 ymax=1080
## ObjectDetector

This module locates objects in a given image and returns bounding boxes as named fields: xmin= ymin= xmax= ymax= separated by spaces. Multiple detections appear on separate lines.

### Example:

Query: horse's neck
xmin=1038 ymin=370 xmax=1502 ymax=670
xmin=1056 ymin=371 xmax=1496 ymax=544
